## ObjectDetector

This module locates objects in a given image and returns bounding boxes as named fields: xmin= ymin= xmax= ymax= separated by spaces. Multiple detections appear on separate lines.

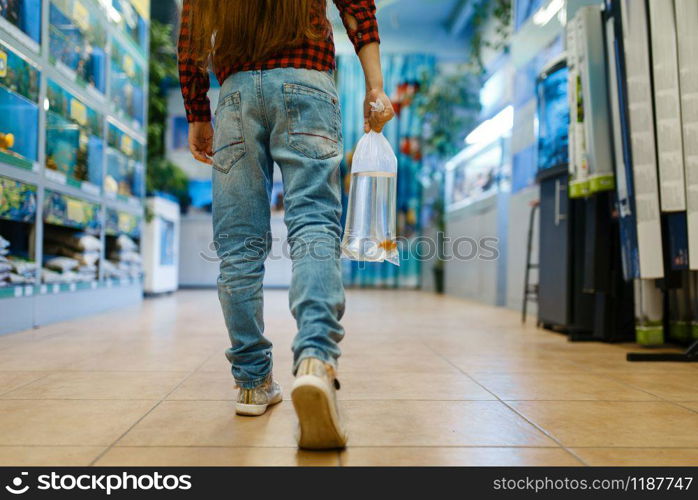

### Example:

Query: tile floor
xmin=0 ymin=289 xmax=697 ymax=466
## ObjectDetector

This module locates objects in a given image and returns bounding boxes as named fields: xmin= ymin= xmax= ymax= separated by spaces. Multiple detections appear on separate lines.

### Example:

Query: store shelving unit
xmin=0 ymin=0 xmax=149 ymax=335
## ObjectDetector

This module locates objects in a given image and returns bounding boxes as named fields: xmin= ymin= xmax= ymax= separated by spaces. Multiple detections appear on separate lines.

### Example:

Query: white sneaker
xmin=235 ymin=373 xmax=282 ymax=416
xmin=291 ymin=357 xmax=348 ymax=449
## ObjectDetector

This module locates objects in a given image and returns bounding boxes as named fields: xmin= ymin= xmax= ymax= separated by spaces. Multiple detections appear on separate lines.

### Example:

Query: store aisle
xmin=0 ymin=290 xmax=697 ymax=466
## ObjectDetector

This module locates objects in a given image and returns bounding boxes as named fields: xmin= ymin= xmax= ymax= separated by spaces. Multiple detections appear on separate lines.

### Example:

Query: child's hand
xmin=188 ymin=121 xmax=214 ymax=165
xmin=364 ymin=89 xmax=395 ymax=133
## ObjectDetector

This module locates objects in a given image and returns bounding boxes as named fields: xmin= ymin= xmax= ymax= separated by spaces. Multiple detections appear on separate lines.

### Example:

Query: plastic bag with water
xmin=341 ymin=120 xmax=399 ymax=266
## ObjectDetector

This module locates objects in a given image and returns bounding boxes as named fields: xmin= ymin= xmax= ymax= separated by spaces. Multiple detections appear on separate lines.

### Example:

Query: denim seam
xmin=235 ymin=373 xmax=271 ymax=390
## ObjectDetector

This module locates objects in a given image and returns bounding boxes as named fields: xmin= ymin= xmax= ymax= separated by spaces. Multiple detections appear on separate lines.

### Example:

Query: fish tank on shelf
xmin=45 ymin=80 xmax=104 ymax=193
xmin=0 ymin=0 xmax=41 ymax=50
xmin=105 ymin=123 xmax=145 ymax=202
xmin=110 ymin=0 xmax=148 ymax=53
xmin=110 ymin=38 xmax=145 ymax=129
xmin=0 ymin=43 xmax=40 ymax=171
xmin=49 ymin=0 xmax=107 ymax=95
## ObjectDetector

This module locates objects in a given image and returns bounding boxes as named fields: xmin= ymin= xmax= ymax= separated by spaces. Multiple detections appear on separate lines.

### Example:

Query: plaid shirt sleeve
xmin=333 ymin=0 xmax=380 ymax=53
xmin=178 ymin=0 xmax=212 ymax=123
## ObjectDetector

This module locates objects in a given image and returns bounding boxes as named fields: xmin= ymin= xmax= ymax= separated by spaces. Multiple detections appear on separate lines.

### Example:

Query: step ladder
xmin=522 ymin=200 xmax=540 ymax=324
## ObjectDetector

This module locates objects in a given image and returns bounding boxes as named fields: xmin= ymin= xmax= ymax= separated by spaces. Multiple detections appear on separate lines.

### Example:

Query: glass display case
xmin=45 ymin=80 xmax=104 ymax=192
xmin=445 ymin=140 xmax=511 ymax=210
xmin=110 ymin=38 xmax=145 ymax=129
xmin=49 ymin=0 xmax=107 ymax=94
xmin=105 ymin=123 xmax=144 ymax=200
xmin=0 ymin=43 xmax=40 ymax=171
xmin=109 ymin=0 xmax=148 ymax=53
xmin=0 ymin=0 xmax=41 ymax=48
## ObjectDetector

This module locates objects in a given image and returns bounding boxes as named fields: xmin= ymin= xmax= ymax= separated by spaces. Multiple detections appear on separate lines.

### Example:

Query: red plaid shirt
xmin=178 ymin=0 xmax=380 ymax=123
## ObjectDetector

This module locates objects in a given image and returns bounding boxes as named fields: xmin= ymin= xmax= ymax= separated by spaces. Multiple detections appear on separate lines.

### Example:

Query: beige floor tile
xmin=341 ymin=447 xmax=582 ymax=466
xmin=449 ymin=355 xmax=584 ymax=373
xmin=571 ymin=448 xmax=698 ymax=466
xmin=117 ymin=400 xmax=297 ymax=447
xmin=679 ymin=402 xmax=698 ymax=413
xmin=167 ymin=370 xmax=296 ymax=401
xmin=337 ymin=372 xmax=495 ymax=400
xmin=0 ymin=446 xmax=104 ymax=466
xmin=343 ymin=400 xmax=555 ymax=447
xmin=2 ymin=371 xmax=190 ymax=400
xmin=471 ymin=373 xmax=659 ymax=401
xmin=0 ymin=400 xmax=156 ymax=446
xmin=509 ymin=401 xmax=698 ymax=447
xmin=96 ymin=447 xmax=338 ymax=466
xmin=608 ymin=373 xmax=698 ymax=401
xmin=0 ymin=372 xmax=50 ymax=396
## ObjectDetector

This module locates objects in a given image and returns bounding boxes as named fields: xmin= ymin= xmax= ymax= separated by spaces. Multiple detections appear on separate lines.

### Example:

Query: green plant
xmin=469 ymin=0 xmax=512 ymax=74
xmin=415 ymin=70 xmax=482 ymax=161
xmin=146 ymin=21 xmax=190 ymax=208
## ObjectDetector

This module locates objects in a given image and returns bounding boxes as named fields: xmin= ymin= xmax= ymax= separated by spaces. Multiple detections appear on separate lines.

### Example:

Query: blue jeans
xmin=212 ymin=68 xmax=345 ymax=389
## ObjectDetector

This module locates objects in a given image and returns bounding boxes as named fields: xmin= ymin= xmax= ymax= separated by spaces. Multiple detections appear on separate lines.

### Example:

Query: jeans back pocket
xmin=213 ymin=91 xmax=246 ymax=173
xmin=283 ymin=83 xmax=341 ymax=160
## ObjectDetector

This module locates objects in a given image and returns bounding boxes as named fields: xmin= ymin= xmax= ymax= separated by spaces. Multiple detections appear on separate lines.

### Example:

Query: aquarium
xmin=0 ymin=44 xmax=40 ymax=170
xmin=105 ymin=123 xmax=144 ymax=200
xmin=445 ymin=140 xmax=510 ymax=210
xmin=536 ymin=63 xmax=569 ymax=171
xmin=45 ymin=80 xmax=104 ymax=189
xmin=49 ymin=0 xmax=107 ymax=94
xmin=110 ymin=38 xmax=145 ymax=129
xmin=0 ymin=0 xmax=41 ymax=46
xmin=109 ymin=0 xmax=148 ymax=52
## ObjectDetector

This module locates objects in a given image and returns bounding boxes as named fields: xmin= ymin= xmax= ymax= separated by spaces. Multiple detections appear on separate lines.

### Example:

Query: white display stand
xmin=142 ymin=196 xmax=181 ymax=294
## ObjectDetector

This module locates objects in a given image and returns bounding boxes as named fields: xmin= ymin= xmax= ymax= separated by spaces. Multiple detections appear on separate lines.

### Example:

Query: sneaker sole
xmin=235 ymin=391 xmax=283 ymax=417
xmin=291 ymin=375 xmax=347 ymax=450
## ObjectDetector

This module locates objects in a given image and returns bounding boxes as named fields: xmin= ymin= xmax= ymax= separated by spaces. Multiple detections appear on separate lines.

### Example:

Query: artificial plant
xmin=146 ymin=20 xmax=190 ymax=210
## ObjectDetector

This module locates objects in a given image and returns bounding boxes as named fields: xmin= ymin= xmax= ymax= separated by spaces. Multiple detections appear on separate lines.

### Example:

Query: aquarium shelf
xmin=0 ymin=0 xmax=150 ymax=334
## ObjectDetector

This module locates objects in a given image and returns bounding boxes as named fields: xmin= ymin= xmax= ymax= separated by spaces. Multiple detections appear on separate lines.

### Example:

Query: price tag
xmin=123 ymin=54 xmax=135 ymax=78
xmin=13 ymin=287 xmax=22 ymax=298
xmin=0 ymin=50 xmax=7 ymax=78
xmin=121 ymin=134 xmax=133 ymax=156
xmin=40 ymin=285 xmax=47 ymax=295
xmin=69 ymin=283 xmax=77 ymax=292
xmin=67 ymin=198 xmax=86 ymax=224
xmin=73 ymin=1 xmax=89 ymax=31
xmin=70 ymin=98 xmax=87 ymax=126
xmin=52 ymin=284 xmax=60 ymax=294
xmin=91 ymin=281 xmax=98 ymax=290
xmin=81 ymin=182 xmax=100 ymax=196
xmin=24 ymin=286 xmax=33 ymax=296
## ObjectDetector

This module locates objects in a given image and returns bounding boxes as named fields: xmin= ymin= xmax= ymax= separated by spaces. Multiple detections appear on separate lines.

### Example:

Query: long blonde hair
xmin=183 ymin=0 xmax=327 ymax=68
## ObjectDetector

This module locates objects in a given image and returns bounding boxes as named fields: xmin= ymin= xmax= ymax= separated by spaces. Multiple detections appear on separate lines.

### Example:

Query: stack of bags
xmin=43 ymin=232 xmax=101 ymax=283
xmin=0 ymin=235 xmax=10 ymax=288
xmin=107 ymin=234 xmax=142 ymax=280
xmin=7 ymin=256 xmax=38 ymax=285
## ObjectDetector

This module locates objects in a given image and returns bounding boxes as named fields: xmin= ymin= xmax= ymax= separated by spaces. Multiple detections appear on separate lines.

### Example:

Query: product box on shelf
xmin=675 ymin=0 xmax=698 ymax=270
xmin=0 ymin=42 xmax=40 ymax=171
xmin=49 ymin=0 xmax=108 ymax=95
xmin=648 ymin=0 xmax=686 ymax=213
xmin=45 ymin=79 xmax=104 ymax=195
xmin=105 ymin=206 xmax=141 ymax=239
xmin=620 ymin=0 xmax=664 ymax=279
xmin=43 ymin=189 xmax=101 ymax=233
xmin=105 ymin=122 xmax=145 ymax=202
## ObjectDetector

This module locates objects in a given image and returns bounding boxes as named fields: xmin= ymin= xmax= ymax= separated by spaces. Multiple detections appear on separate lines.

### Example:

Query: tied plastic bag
xmin=341 ymin=104 xmax=399 ymax=266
